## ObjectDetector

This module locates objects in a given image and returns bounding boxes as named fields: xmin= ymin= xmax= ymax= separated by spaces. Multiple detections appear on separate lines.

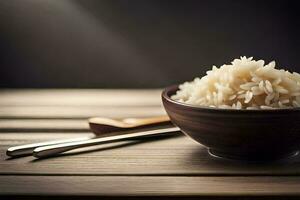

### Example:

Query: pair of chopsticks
xmin=6 ymin=116 xmax=180 ymax=158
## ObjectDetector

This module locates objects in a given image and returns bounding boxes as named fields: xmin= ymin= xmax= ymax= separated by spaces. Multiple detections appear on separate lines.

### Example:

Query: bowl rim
xmin=162 ymin=84 xmax=300 ymax=113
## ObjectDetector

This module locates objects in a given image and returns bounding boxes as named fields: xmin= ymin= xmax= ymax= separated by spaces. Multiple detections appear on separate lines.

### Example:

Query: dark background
xmin=0 ymin=0 xmax=299 ymax=88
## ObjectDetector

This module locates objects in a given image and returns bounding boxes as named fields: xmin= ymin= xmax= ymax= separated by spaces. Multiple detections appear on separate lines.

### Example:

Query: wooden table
xmin=1 ymin=89 xmax=300 ymax=199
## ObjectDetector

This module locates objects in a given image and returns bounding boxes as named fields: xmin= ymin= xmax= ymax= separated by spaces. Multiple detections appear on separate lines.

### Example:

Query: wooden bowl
xmin=162 ymin=85 xmax=300 ymax=161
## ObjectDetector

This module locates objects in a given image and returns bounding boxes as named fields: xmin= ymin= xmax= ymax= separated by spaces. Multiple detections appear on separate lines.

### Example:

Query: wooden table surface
xmin=1 ymin=89 xmax=300 ymax=199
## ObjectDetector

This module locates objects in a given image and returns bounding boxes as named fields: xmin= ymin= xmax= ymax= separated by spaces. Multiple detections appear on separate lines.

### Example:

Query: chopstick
xmin=6 ymin=136 xmax=93 ymax=157
xmin=33 ymin=127 xmax=180 ymax=158
xmin=6 ymin=116 xmax=173 ymax=158
xmin=6 ymin=127 xmax=181 ymax=158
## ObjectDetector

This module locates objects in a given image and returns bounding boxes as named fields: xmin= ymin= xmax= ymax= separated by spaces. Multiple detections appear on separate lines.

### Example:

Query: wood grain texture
xmin=0 ymin=89 xmax=162 ymax=106
xmin=0 ymin=89 xmax=165 ymax=118
xmin=1 ymin=176 xmax=300 ymax=196
xmin=1 ymin=89 xmax=300 ymax=197
xmin=0 ymin=119 xmax=89 ymax=132
xmin=2 ymin=133 xmax=300 ymax=176
xmin=0 ymin=106 xmax=166 ymax=119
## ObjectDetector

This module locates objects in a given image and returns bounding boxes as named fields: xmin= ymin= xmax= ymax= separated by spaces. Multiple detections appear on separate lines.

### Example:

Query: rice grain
xmin=171 ymin=57 xmax=300 ymax=109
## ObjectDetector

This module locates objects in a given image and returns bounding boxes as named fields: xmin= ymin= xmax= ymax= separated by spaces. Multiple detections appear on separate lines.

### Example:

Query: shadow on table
xmin=182 ymin=146 xmax=300 ymax=175
xmin=30 ymin=134 xmax=183 ymax=162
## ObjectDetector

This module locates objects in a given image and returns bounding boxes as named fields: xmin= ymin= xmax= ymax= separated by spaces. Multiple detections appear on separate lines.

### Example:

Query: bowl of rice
xmin=162 ymin=57 xmax=300 ymax=161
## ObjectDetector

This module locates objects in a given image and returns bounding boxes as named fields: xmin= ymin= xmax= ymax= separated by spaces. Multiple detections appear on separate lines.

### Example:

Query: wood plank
xmin=0 ymin=119 xmax=89 ymax=132
xmin=0 ymin=133 xmax=94 ymax=145
xmin=1 ymin=89 xmax=300 ymax=197
xmin=0 ymin=106 xmax=165 ymax=119
xmin=1 ymin=176 xmax=300 ymax=196
xmin=0 ymin=89 xmax=162 ymax=106
xmin=2 ymin=133 xmax=300 ymax=176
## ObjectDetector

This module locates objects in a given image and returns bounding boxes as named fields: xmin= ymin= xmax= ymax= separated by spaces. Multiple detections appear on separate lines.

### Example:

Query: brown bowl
xmin=162 ymin=85 xmax=300 ymax=161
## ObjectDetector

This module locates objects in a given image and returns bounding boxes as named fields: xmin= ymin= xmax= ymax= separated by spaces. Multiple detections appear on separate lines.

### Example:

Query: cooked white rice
xmin=171 ymin=56 xmax=300 ymax=109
